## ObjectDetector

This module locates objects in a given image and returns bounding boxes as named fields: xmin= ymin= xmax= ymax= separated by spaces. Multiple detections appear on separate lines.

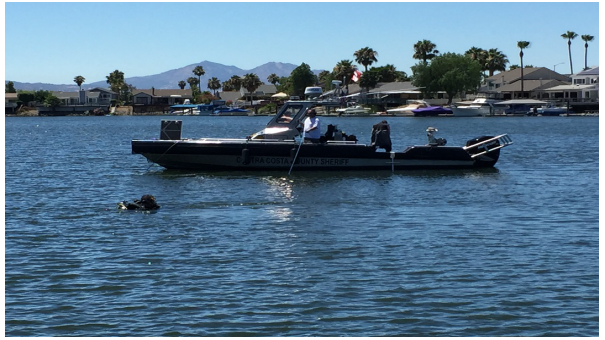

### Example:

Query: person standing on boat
xmin=303 ymin=109 xmax=321 ymax=143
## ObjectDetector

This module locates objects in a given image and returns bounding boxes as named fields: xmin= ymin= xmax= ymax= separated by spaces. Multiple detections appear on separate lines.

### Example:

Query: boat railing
xmin=462 ymin=134 xmax=513 ymax=158
xmin=194 ymin=138 xmax=300 ymax=144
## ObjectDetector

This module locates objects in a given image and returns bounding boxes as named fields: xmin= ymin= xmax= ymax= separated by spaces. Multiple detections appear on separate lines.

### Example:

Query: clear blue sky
xmin=4 ymin=1 xmax=600 ymax=85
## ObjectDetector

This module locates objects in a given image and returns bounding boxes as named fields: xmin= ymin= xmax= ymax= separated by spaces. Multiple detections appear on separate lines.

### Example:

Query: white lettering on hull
xmin=235 ymin=156 xmax=351 ymax=166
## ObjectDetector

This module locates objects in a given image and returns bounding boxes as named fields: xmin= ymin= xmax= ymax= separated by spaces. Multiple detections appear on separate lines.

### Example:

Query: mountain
xmin=7 ymin=61 xmax=323 ymax=92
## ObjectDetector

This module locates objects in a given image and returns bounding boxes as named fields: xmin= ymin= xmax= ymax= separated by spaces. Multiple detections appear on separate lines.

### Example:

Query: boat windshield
xmin=276 ymin=104 xmax=305 ymax=124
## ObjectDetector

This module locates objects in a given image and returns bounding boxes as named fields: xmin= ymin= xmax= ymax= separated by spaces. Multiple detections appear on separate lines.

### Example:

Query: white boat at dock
xmin=386 ymin=100 xmax=430 ymax=116
xmin=450 ymin=98 xmax=501 ymax=117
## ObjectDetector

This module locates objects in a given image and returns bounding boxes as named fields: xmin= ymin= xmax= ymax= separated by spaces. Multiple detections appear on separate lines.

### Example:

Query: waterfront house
xmin=217 ymin=91 xmax=243 ymax=106
xmin=479 ymin=67 xmax=571 ymax=100
xmin=132 ymin=88 xmax=193 ymax=105
xmin=539 ymin=67 xmax=599 ymax=102
xmin=341 ymin=82 xmax=452 ymax=108
xmin=5 ymin=92 xmax=18 ymax=114
xmin=239 ymin=84 xmax=277 ymax=103
xmin=51 ymin=87 xmax=117 ymax=105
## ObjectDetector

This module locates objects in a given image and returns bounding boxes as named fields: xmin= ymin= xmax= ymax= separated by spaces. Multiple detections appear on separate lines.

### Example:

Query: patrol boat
xmin=131 ymin=100 xmax=513 ymax=171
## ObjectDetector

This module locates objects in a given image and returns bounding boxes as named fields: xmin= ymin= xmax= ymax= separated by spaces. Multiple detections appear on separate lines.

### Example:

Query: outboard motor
xmin=371 ymin=120 xmax=392 ymax=152
xmin=426 ymin=127 xmax=447 ymax=146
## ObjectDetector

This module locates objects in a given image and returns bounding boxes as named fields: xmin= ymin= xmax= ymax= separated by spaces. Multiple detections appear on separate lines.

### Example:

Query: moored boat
xmin=131 ymin=100 xmax=513 ymax=171
xmin=335 ymin=104 xmax=371 ymax=116
xmin=386 ymin=100 xmax=430 ymax=116
xmin=169 ymin=104 xmax=202 ymax=115
xmin=450 ymin=98 xmax=500 ymax=117
xmin=412 ymin=106 xmax=453 ymax=117
xmin=536 ymin=103 xmax=569 ymax=116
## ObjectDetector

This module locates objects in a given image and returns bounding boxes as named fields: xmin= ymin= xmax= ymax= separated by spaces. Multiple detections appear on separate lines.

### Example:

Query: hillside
xmin=7 ymin=61 xmax=323 ymax=92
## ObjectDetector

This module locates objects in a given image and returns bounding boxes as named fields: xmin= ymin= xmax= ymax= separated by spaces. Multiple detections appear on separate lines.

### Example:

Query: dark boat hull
xmin=131 ymin=139 xmax=502 ymax=171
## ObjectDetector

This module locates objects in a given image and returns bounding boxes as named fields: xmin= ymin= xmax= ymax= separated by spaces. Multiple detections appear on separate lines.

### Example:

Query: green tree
xmin=178 ymin=80 xmax=186 ymax=89
xmin=275 ymin=76 xmax=292 ymax=94
xmin=207 ymin=77 xmax=221 ymax=96
xmin=18 ymin=91 xmax=35 ymax=105
xmin=485 ymin=48 xmax=509 ymax=76
xmin=561 ymin=31 xmax=578 ymax=74
xmin=289 ymin=63 xmax=316 ymax=97
xmin=73 ymin=75 xmax=85 ymax=91
xmin=34 ymin=90 xmax=52 ymax=103
xmin=230 ymin=75 xmax=242 ymax=91
xmin=517 ymin=41 xmax=530 ymax=98
xmin=509 ymin=64 xmax=535 ymax=70
xmin=581 ymin=34 xmax=594 ymax=70
xmin=370 ymin=64 xmax=406 ymax=82
xmin=413 ymin=39 xmax=439 ymax=64
xmin=359 ymin=70 xmax=380 ymax=90
xmin=333 ymin=60 xmax=356 ymax=92
xmin=119 ymin=83 xmax=135 ymax=104
xmin=193 ymin=66 xmax=205 ymax=89
xmin=317 ymin=70 xmax=331 ymax=84
xmin=187 ymin=77 xmax=200 ymax=101
xmin=241 ymin=73 xmax=262 ymax=105
xmin=5 ymin=81 xmax=16 ymax=93
xmin=354 ymin=47 xmax=378 ymax=72
xmin=222 ymin=79 xmax=235 ymax=91
xmin=267 ymin=73 xmax=279 ymax=85
xmin=411 ymin=52 xmax=482 ymax=105
xmin=44 ymin=94 xmax=62 ymax=111
xmin=465 ymin=47 xmax=488 ymax=75
xmin=106 ymin=70 xmax=125 ymax=93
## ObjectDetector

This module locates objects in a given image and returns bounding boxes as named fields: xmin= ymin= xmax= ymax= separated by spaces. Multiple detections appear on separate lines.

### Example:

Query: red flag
xmin=352 ymin=70 xmax=362 ymax=82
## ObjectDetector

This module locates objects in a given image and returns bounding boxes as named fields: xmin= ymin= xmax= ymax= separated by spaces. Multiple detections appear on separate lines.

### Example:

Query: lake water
xmin=5 ymin=114 xmax=599 ymax=336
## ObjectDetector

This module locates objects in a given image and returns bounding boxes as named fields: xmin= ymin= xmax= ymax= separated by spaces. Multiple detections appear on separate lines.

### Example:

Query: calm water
xmin=5 ymin=114 xmax=599 ymax=336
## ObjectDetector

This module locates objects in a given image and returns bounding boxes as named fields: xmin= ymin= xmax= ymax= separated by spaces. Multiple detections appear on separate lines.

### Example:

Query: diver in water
xmin=118 ymin=195 xmax=160 ymax=211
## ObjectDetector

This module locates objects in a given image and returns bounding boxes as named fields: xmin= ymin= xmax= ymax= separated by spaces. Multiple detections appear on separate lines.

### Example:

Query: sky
xmin=4 ymin=1 xmax=601 ymax=85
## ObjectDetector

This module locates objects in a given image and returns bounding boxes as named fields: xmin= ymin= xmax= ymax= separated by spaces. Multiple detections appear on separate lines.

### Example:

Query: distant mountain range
xmin=6 ymin=61 xmax=324 ymax=92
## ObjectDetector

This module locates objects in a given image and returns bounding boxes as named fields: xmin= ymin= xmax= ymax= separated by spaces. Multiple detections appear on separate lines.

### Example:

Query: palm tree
xmin=465 ymin=47 xmax=487 ymax=75
xmin=178 ymin=80 xmax=186 ymax=89
xmin=241 ymin=73 xmax=262 ymax=106
xmin=382 ymin=64 xmax=399 ymax=82
xmin=412 ymin=40 xmax=439 ymax=64
xmin=193 ymin=65 xmax=205 ymax=88
xmin=517 ymin=41 xmax=530 ymax=98
xmin=581 ymin=34 xmax=594 ymax=70
xmin=187 ymin=77 xmax=199 ymax=88
xmin=73 ymin=75 xmax=85 ymax=91
xmin=333 ymin=60 xmax=356 ymax=92
xmin=222 ymin=80 xmax=235 ymax=92
xmin=485 ymin=48 xmax=509 ymax=76
xmin=561 ymin=31 xmax=578 ymax=74
xmin=354 ymin=47 xmax=378 ymax=72
xmin=207 ymin=77 xmax=221 ymax=96
xmin=317 ymin=70 xmax=331 ymax=84
xmin=267 ymin=73 xmax=279 ymax=85
xmin=230 ymin=75 xmax=242 ymax=91
xmin=106 ymin=70 xmax=125 ymax=94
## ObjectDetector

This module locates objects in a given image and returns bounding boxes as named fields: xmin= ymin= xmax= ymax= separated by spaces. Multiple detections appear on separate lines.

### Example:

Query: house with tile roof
xmin=479 ymin=67 xmax=571 ymax=100
xmin=540 ymin=67 xmax=599 ymax=110
xmin=51 ymin=87 xmax=118 ymax=106
xmin=132 ymin=88 xmax=193 ymax=105
xmin=5 ymin=92 xmax=18 ymax=113
xmin=337 ymin=82 xmax=452 ymax=108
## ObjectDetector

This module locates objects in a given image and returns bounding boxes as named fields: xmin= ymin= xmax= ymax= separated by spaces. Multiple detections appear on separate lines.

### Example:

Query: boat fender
xmin=241 ymin=148 xmax=251 ymax=165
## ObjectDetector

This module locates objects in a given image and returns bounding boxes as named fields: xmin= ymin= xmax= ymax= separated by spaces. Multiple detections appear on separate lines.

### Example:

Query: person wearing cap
xmin=426 ymin=127 xmax=446 ymax=146
xmin=303 ymin=108 xmax=321 ymax=143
